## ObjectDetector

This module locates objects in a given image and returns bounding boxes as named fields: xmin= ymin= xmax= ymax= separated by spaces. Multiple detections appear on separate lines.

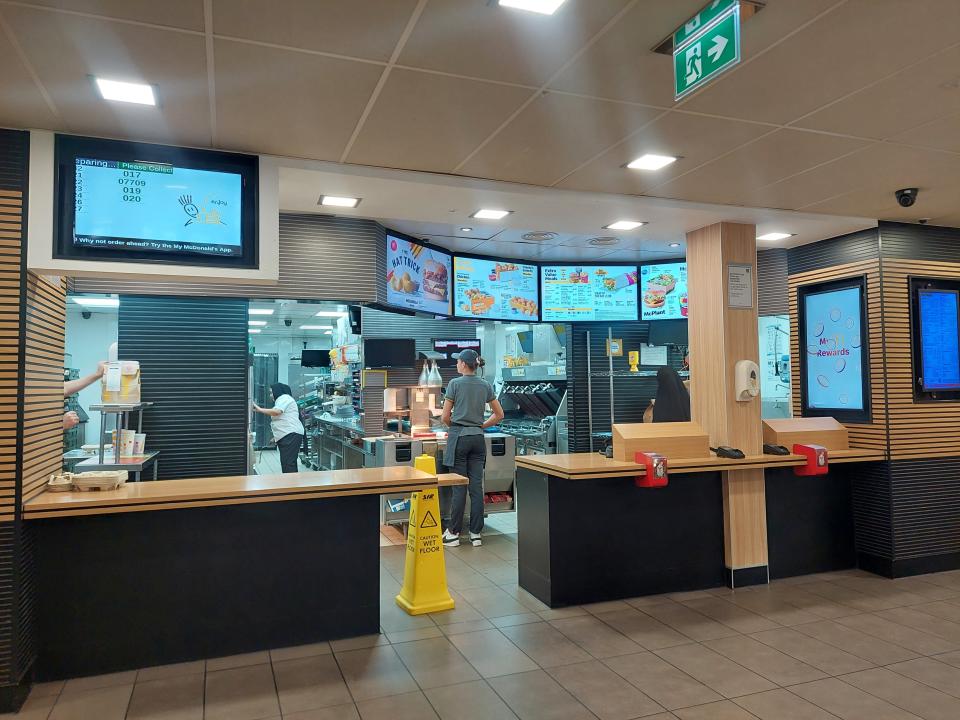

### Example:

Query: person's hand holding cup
xmin=62 ymin=411 xmax=80 ymax=430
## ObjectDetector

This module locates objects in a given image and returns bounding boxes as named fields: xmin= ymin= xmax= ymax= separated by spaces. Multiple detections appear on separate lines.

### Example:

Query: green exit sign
xmin=674 ymin=2 xmax=741 ymax=100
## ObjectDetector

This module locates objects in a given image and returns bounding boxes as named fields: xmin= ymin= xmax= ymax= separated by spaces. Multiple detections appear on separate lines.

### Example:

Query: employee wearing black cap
xmin=440 ymin=348 xmax=504 ymax=547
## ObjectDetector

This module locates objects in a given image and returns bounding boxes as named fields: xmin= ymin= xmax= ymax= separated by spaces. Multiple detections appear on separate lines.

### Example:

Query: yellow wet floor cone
xmin=396 ymin=454 xmax=455 ymax=615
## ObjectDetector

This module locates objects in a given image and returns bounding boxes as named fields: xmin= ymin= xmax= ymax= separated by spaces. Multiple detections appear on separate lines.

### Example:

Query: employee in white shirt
xmin=253 ymin=383 xmax=305 ymax=473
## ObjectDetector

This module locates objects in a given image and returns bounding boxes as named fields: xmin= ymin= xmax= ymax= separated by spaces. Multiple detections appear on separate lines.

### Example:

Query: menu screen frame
xmin=384 ymin=231 xmax=453 ymax=316
xmin=639 ymin=261 xmax=688 ymax=321
xmin=909 ymin=277 xmax=960 ymax=401
xmin=452 ymin=253 xmax=540 ymax=322
xmin=540 ymin=264 xmax=639 ymax=322
xmin=797 ymin=275 xmax=872 ymax=424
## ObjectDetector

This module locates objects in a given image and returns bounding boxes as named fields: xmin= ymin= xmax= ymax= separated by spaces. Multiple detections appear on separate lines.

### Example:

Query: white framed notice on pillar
xmin=727 ymin=263 xmax=754 ymax=309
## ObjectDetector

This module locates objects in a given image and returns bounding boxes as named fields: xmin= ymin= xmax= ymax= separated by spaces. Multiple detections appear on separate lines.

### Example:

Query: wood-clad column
xmin=687 ymin=222 xmax=767 ymax=585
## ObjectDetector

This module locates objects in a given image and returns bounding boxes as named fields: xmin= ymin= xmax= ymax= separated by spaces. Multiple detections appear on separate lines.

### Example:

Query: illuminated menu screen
xmin=918 ymin=289 xmax=960 ymax=391
xmin=385 ymin=235 xmax=451 ymax=315
xmin=640 ymin=263 xmax=688 ymax=320
xmin=540 ymin=265 xmax=638 ymax=322
xmin=803 ymin=285 xmax=865 ymax=411
xmin=453 ymin=257 xmax=538 ymax=320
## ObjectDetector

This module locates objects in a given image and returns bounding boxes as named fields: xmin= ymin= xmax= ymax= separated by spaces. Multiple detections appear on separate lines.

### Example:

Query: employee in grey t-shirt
xmin=441 ymin=349 xmax=504 ymax=547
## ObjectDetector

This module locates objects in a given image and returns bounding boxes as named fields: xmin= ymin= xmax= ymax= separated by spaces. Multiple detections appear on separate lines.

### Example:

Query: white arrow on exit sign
xmin=708 ymin=34 xmax=728 ymax=62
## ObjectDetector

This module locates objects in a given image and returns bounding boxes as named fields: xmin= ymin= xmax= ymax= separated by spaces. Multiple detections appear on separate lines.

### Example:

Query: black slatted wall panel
xmin=890 ymin=459 xmax=960 ymax=560
xmin=118 ymin=296 xmax=249 ymax=480
xmin=787 ymin=228 xmax=880 ymax=275
xmin=849 ymin=462 xmax=894 ymax=563
xmin=757 ymin=249 xmax=788 ymax=316
xmin=880 ymin=221 xmax=960 ymax=261
xmin=567 ymin=322 xmax=686 ymax=452
xmin=75 ymin=214 xmax=384 ymax=302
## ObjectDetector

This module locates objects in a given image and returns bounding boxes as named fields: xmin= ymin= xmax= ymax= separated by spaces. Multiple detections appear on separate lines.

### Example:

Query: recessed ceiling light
xmin=95 ymin=77 xmax=156 ymax=105
xmin=324 ymin=330 xmax=333 ymax=335
xmin=319 ymin=195 xmax=361 ymax=208
xmin=248 ymin=320 xmax=267 ymax=326
xmin=300 ymin=325 xmax=333 ymax=331
xmin=248 ymin=308 xmax=274 ymax=316
xmin=757 ymin=232 xmax=795 ymax=242
xmin=498 ymin=0 xmax=567 ymax=14
xmin=460 ymin=227 xmax=473 ymax=232
xmin=72 ymin=297 xmax=119 ymax=308
xmin=314 ymin=311 xmax=348 ymax=318
xmin=471 ymin=209 xmax=512 ymax=220
xmin=603 ymin=221 xmax=645 ymax=231
xmin=669 ymin=243 xmax=681 ymax=248
xmin=248 ymin=329 xmax=261 ymax=334
xmin=626 ymin=154 xmax=677 ymax=171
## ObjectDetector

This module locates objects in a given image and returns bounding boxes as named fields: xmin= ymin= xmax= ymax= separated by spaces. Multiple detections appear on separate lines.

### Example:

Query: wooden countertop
xmin=25 ymin=467 xmax=443 ymax=519
xmin=515 ymin=448 xmax=886 ymax=480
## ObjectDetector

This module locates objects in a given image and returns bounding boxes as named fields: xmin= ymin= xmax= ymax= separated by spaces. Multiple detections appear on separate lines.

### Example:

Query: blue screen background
xmin=919 ymin=290 xmax=960 ymax=390
xmin=804 ymin=286 xmax=864 ymax=411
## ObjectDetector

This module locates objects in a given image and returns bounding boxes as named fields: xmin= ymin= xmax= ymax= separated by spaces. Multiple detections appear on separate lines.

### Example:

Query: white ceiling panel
xmin=14 ymin=0 xmax=205 ymax=31
xmin=0 ymin=20 xmax=60 ymax=129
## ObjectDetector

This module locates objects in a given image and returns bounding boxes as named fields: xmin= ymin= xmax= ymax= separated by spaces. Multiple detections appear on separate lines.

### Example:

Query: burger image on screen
xmin=422 ymin=260 xmax=448 ymax=300
xmin=643 ymin=288 xmax=666 ymax=309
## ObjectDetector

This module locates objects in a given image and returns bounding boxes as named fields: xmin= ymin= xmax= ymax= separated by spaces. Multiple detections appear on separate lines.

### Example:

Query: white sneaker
xmin=470 ymin=533 xmax=482 ymax=547
xmin=441 ymin=530 xmax=460 ymax=547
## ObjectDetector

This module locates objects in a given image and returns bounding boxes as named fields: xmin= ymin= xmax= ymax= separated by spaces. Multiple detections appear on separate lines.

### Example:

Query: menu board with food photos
xmin=385 ymin=234 xmax=451 ymax=315
xmin=541 ymin=265 xmax=639 ymax=322
xmin=640 ymin=262 xmax=688 ymax=320
xmin=453 ymin=257 xmax=539 ymax=320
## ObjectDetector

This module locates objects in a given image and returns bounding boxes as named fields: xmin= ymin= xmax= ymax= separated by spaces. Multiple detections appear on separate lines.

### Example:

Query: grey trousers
xmin=446 ymin=434 xmax=486 ymax=535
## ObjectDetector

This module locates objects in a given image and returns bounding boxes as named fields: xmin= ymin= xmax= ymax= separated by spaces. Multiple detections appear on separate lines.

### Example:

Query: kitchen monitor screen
xmin=798 ymin=276 xmax=870 ymax=423
xmin=433 ymin=339 xmax=481 ymax=368
xmin=640 ymin=263 xmax=688 ymax=320
xmin=364 ymin=338 xmax=416 ymax=368
xmin=540 ymin=265 xmax=639 ymax=322
xmin=301 ymin=350 xmax=331 ymax=368
xmin=917 ymin=288 xmax=960 ymax=392
xmin=54 ymin=134 xmax=258 ymax=268
xmin=453 ymin=257 xmax=538 ymax=321
xmin=385 ymin=234 xmax=451 ymax=315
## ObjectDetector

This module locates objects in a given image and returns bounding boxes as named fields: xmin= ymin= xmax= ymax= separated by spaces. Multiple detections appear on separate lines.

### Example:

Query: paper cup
xmin=132 ymin=433 xmax=146 ymax=455
xmin=119 ymin=429 xmax=136 ymax=457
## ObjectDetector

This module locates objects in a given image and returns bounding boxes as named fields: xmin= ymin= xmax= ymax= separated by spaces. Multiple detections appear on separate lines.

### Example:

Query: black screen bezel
xmin=539 ymin=263 xmax=640 ymax=323
xmin=797 ymin=275 xmax=872 ymax=424
xmin=909 ymin=276 xmax=960 ymax=401
xmin=54 ymin=134 xmax=259 ymax=269
xmin=363 ymin=338 xmax=416 ymax=369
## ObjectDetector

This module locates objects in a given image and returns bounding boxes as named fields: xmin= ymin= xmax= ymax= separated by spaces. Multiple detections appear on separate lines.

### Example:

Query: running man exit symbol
xmin=685 ymin=43 xmax=703 ymax=85
xmin=673 ymin=4 xmax=741 ymax=100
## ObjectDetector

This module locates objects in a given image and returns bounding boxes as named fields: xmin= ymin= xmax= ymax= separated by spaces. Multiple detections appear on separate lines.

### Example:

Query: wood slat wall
xmin=0 ymin=189 xmax=23 ymax=523
xmin=21 ymin=274 xmax=65 ymax=506
xmin=881 ymin=259 xmax=960 ymax=460
xmin=787 ymin=259 xmax=888 ymax=453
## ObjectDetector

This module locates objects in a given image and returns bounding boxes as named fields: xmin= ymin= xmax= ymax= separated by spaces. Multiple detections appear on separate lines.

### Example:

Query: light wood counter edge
xmin=25 ymin=467 xmax=454 ymax=519
xmin=515 ymin=449 xmax=886 ymax=480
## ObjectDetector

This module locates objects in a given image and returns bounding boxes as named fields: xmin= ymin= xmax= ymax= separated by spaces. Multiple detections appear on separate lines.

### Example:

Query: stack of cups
xmin=133 ymin=433 xmax=147 ymax=455
xmin=119 ymin=429 xmax=136 ymax=457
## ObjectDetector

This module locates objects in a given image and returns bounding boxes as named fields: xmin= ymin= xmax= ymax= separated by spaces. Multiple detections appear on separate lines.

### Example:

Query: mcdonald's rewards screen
xmin=804 ymin=286 xmax=864 ymax=411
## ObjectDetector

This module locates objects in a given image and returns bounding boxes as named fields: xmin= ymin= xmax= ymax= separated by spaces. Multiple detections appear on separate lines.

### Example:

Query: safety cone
xmin=395 ymin=454 xmax=455 ymax=615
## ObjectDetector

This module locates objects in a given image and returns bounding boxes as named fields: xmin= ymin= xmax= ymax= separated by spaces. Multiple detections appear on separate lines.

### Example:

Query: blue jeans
xmin=446 ymin=434 xmax=486 ymax=535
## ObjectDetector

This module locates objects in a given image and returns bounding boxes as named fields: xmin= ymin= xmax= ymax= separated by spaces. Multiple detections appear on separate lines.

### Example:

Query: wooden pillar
xmin=686 ymin=222 xmax=767 ymax=586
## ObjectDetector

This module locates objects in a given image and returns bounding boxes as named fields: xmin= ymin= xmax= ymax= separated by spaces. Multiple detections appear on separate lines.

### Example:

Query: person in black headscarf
xmin=652 ymin=366 xmax=691 ymax=423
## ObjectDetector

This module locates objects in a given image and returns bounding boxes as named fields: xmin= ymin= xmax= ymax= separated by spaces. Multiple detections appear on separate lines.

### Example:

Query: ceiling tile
xmin=534 ymin=244 xmax=617 ymax=261
xmin=459 ymin=93 xmax=661 ymax=186
xmin=397 ymin=0 xmax=631 ymax=88
xmin=602 ymin=247 xmax=680 ymax=262
xmin=794 ymin=45 xmax=960 ymax=139
xmin=212 ymin=0 xmax=419 ymax=62
xmin=214 ymin=38 xmax=383 ymax=160
xmin=2 ymin=6 xmax=211 ymax=145
xmin=648 ymin=129 xmax=870 ymax=206
xmin=424 ymin=236 xmax=487 ymax=254
xmin=681 ymin=0 xmax=960 ymax=125
xmin=804 ymin=184 xmax=960 ymax=224
xmin=13 ymin=0 xmax=204 ymax=30
xmin=0 ymin=18 xmax=61 ymax=129
xmin=345 ymin=68 xmax=532 ymax=173
xmin=741 ymin=142 xmax=960 ymax=212
xmin=468 ymin=239 xmax=547 ymax=261
xmin=930 ymin=213 xmax=960 ymax=227
xmin=555 ymin=112 xmax=768 ymax=194
xmin=890 ymin=112 xmax=960 ymax=153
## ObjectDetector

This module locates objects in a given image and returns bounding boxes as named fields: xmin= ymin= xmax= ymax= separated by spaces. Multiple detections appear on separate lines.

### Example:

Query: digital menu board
xmin=799 ymin=276 xmax=870 ymax=423
xmin=385 ymin=234 xmax=451 ymax=315
xmin=540 ymin=265 xmax=638 ymax=322
xmin=918 ymin=289 xmax=960 ymax=391
xmin=453 ymin=257 xmax=538 ymax=320
xmin=640 ymin=262 xmax=688 ymax=320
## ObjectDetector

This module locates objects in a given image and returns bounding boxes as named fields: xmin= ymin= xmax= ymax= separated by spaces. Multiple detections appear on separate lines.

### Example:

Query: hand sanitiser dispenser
xmin=734 ymin=360 xmax=760 ymax=402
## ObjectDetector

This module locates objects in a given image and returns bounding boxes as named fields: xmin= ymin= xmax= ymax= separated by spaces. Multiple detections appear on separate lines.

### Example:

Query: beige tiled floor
xmin=9 ymin=521 xmax=960 ymax=719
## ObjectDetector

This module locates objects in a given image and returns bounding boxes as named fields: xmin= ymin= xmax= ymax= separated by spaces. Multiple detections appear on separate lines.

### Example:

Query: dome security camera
xmin=81 ymin=310 xmax=92 ymax=320
xmin=284 ymin=318 xmax=292 ymax=327
xmin=895 ymin=188 xmax=918 ymax=208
